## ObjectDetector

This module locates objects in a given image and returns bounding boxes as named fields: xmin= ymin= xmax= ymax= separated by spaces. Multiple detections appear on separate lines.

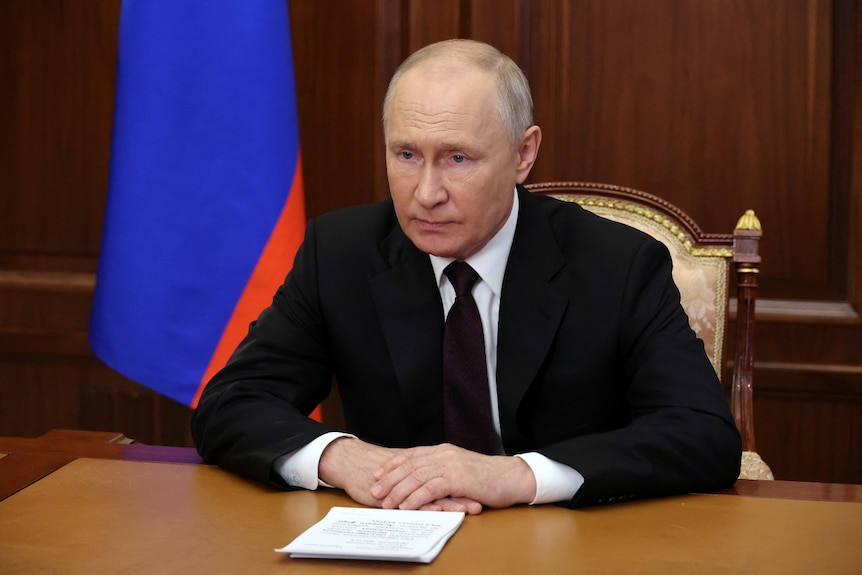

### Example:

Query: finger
xmin=370 ymin=457 xmax=421 ymax=500
xmin=435 ymin=497 xmax=483 ymax=515
xmin=373 ymin=445 xmax=436 ymax=479
xmin=390 ymin=476 xmax=459 ymax=511
xmin=371 ymin=446 xmax=443 ymax=500
xmin=373 ymin=453 xmax=408 ymax=480
xmin=378 ymin=468 xmax=434 ymax=509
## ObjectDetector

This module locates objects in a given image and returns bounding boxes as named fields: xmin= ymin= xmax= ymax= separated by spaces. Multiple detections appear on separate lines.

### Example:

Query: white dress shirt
xmin=275 ymin=189 xmax=584 ymax=504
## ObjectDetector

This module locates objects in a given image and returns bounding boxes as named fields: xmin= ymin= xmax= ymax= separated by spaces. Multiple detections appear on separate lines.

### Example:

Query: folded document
xmin=276 ymin=506 xmax=465 ymax=563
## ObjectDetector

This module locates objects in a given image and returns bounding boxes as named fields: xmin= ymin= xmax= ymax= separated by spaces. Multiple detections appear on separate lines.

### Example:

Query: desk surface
xmin=2 ymin=431 xmax=861 ymax=574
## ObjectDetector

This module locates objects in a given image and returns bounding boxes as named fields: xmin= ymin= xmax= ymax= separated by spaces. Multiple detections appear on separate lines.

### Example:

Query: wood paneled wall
xmin=1 ymin=0 xmax=859 ymax=484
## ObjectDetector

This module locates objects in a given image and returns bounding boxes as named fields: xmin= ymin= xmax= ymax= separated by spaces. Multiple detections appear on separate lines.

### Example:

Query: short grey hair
xmin=382 ymin=39 xmax=534 ymax=147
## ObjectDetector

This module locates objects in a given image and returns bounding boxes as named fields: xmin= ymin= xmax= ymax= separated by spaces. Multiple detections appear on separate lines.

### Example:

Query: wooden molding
xmin=0 ymin=270 xmax=95 ymax=294
xmin=731 ymin=298 xmax=860 ymax=322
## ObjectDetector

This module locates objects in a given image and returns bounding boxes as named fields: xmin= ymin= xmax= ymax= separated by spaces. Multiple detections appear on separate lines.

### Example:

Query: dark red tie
xmin=442 ymin=261 xmax=496 ymax=454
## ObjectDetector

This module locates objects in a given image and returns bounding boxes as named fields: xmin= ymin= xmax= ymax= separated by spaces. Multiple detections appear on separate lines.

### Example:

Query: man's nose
xmin=415 ymin=165 xmax=446 ymax=206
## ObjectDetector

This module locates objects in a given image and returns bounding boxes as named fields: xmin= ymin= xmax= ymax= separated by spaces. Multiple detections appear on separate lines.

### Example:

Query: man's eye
xmin=452 ymin=154 xmax=466 ymax=163
xmin=400 ymin=151 xmax=414 ymax=160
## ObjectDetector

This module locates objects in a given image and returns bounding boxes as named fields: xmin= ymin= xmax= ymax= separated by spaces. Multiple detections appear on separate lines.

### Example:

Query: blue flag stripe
xmin=90 ymin=0 xmax=302 ymax=406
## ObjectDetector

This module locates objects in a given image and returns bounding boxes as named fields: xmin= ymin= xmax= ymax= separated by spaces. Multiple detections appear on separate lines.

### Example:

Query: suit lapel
xmin=497 ymin=188 xmax=569 ymax=450
xmin=369 ymin=227 xmax=445 ymax=444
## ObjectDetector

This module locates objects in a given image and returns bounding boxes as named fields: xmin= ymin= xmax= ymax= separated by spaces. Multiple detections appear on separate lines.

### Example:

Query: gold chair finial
xmin=735 ymin=209 xmax=761 ymax=232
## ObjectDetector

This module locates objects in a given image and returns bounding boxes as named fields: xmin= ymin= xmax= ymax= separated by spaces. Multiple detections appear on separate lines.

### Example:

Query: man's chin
xmin=423 ymin=246 xmax=459 ymax=259
xmin=412 ymin=240 xmax=461 ymax=260
xmin=405 ymin=230 xmax=455 ymax=258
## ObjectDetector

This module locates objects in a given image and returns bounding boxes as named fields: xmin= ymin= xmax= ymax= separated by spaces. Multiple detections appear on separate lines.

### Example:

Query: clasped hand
xmin=318 ymin=438 xmax=536 ymax=515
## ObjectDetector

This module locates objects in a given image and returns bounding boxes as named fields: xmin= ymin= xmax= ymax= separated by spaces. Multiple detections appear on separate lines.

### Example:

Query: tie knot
xmin=445 ymin=261 xmax=480 ymax=297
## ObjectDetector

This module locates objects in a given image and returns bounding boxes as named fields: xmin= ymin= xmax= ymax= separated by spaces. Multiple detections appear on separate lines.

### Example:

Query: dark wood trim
xmin=0 ymin=270 xmax=95 ymax=294
xmin=0 ymin=453 xmax=74 ymax=501
xmin=738 ymin=299 xmax=861 ymax=322
xmin=719 ymin=479 xmax=862 ymax=503
xmin=0 ymin=430 xmax=201 ymax=467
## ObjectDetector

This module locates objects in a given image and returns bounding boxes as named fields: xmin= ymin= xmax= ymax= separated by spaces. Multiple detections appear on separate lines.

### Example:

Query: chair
xmin=526 ymin=181 xmax=773 ymax=480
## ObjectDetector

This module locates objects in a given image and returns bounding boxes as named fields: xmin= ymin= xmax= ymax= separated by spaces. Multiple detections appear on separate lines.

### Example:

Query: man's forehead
xmin=385 ymin=112 xmax=485 ymax=151
xmin=391 ymin=66 xmax=497 ymax=113
xmin=384 ymin=62 xmax=503 ymax=143
xmin=385 ymin=96 xmax=497 ymax=146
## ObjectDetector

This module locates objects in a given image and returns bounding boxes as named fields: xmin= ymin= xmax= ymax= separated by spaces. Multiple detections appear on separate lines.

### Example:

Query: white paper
xmin=275 ymin=506 xmax=465 ymax=563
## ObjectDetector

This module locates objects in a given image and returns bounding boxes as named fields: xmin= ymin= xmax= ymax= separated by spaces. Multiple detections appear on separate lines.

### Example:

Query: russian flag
xmin=89 ymin=0 xmax=306 ymax=410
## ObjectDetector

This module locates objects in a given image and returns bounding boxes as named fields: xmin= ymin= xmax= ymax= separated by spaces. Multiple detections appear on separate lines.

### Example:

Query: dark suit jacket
xmin=192 ymin=185 xmax=741 ymax=507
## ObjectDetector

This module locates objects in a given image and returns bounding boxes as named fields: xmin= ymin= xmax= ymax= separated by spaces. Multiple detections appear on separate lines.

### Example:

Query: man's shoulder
xmin=522 ymin=188 xmax=653 ymax=248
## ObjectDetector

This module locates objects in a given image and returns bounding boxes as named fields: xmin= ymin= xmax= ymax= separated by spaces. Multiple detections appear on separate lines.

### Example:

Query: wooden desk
xmin=2 ymin=431 xmax=861 ymax=574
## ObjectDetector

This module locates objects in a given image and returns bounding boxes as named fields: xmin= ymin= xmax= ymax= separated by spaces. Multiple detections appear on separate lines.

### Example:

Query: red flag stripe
xmin=192 ymin=158 xmax=308 ymax=411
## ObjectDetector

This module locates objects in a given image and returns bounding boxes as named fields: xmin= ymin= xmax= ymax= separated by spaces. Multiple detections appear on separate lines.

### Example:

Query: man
xmin=192 ymin=39 xmax=741 ymax=513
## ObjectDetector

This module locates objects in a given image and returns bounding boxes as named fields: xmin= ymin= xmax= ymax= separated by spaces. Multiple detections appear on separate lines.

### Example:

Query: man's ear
xmin=514 ymin=125 xmax=542 ymax=183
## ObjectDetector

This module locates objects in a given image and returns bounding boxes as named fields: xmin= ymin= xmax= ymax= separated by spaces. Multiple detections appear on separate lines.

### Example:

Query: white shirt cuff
xmin=273 ymin=432 xmax=354 ymax=489
xmin=514 ymin=452 xmax=584 ymax=505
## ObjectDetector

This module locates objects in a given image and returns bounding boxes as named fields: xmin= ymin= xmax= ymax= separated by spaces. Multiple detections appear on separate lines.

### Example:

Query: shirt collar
xmin=429 ymin=188 xmax=519 ymax=296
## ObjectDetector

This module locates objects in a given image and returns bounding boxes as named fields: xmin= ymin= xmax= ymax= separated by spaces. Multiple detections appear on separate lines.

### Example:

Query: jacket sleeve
xmin=191 ymin=217 xmax=339 ymax=488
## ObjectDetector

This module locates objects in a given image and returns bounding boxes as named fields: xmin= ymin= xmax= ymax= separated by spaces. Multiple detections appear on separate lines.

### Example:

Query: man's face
xmin=385 ymin=65 xmax=537 ymax=260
